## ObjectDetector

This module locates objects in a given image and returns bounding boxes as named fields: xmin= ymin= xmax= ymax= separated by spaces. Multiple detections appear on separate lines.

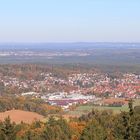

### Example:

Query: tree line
xmin=0 ymin=96 xmax=61 ymax=116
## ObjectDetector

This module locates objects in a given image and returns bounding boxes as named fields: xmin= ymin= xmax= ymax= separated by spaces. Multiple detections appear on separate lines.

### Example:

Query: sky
xmin=0 ymin=0 xmax=140 ymax=43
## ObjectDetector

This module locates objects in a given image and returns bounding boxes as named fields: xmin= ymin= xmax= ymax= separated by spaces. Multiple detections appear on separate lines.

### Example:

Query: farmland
xmin=68 ymin=99 xmax=140 ymax=116
xmin=0 ymin=110 xmax=44 ymax=124
xmin=68 ymin=105 xmax=128 ymax=116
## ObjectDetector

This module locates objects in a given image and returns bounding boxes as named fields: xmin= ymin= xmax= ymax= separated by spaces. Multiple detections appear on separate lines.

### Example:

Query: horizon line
xmin=0 ymin=41 xmax=140 ymax=44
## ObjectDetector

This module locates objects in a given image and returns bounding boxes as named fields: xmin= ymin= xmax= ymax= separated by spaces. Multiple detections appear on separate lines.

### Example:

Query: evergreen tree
xmin=135 ymin=120 xmax=140 ymax=140
xmin=80 ymin=119 xmax=107 ymax=140
xmin=0 ymin=116 xmax=17 ymax=140
xmin=114 ymin=100 xmax=136 ymax=140
xmin=43 ymin=117 xmax=72 ymax=140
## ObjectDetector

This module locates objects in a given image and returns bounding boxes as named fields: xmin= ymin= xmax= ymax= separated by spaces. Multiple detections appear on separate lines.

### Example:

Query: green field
xmin=68 ymin=105 xmax=129 ymax=116
xmin=68 ymin=99 xmax=140 ymax=116
xmin=68 ymin=105 xmax=94 ymax=116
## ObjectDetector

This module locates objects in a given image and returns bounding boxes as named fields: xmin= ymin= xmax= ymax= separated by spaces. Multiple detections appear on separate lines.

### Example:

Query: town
xmin=0 ymin=65 xmax=140 ymax=110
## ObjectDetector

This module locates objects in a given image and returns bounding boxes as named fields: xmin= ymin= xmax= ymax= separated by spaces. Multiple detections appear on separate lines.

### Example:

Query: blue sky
xmin=0 ymin=0 xmax=140 ymax=42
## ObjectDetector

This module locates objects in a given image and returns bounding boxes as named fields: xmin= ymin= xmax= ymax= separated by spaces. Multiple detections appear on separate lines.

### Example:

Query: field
xmin=0 ymin=110 xmax=44 ymax=124
xmin=68 ymin=105 xmax=129 ymax=116
xmin=68 ymin=99 xmax=140 ymax=116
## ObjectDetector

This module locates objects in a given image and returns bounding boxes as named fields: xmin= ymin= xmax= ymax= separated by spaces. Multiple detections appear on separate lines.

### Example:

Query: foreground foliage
xmin=0 ymin=100 xmax=140 ymax=140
